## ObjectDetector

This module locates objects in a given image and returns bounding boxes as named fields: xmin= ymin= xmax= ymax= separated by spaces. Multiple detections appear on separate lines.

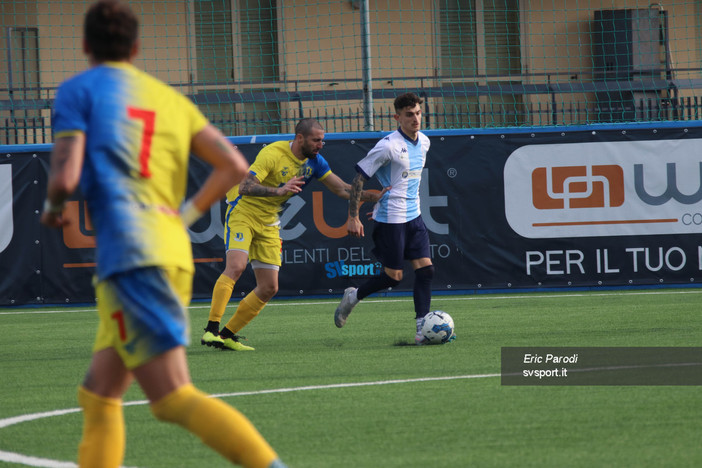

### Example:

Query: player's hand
xmin=347 ymin=216 xmax=364 ymax=238
xmin=278 ymin=176 xmax=305 ymax=195
xmin=366 ymin=185 xmax=391 ymax=203
xmin=40 ymin=211 xmax=69 ymax=228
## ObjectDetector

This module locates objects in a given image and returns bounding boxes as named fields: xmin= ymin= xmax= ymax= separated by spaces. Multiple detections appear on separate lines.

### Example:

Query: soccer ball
xmin=420 ymin=310 xmax=455 ymax=344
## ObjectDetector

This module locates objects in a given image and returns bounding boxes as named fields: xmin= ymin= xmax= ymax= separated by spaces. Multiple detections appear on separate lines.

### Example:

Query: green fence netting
xmin=1 ymin=0 xmax=701 ymax=143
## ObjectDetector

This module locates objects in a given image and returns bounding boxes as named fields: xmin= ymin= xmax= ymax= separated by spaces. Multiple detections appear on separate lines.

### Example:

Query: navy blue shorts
xmin=371 ymin=216 xmax=431 ymax=270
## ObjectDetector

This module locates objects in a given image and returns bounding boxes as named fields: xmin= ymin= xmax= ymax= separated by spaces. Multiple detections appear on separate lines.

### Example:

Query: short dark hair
xmin=84 ymin=0 xmax=138 ymax=61
xmin=295 ymin=118 xmax=324 ymax=137
xmin=394 ymin=92 xmax=423 ymax=113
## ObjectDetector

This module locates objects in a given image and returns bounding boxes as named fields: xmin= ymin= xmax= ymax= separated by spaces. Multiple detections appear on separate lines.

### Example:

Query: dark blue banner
xmin=2 ymin=122 xmax=702 ymax=305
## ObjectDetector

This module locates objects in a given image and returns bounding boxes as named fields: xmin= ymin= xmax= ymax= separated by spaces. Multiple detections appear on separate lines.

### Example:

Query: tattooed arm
xmin=239 ymin=173 xmax=305 ymax=197
xmin=347 ymin=172 xmax=366 ymax=237
xmin=238 ymin=173 xmax=305 ymax=197
xmin=41 ymin=133 xmax=86 ymax=228
xmin=320 ymin=172 xmax=389 ymax=202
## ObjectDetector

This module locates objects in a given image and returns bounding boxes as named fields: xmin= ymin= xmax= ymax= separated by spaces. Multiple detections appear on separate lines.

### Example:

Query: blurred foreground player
xmin=41 ymin=1 xmax=286 ymax=466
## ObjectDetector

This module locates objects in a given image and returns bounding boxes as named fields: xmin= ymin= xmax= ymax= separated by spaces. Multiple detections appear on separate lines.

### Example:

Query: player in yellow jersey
xmin=202 ymin=118 xmax=387 ymax=350
xmin=41 ymin=2 xmax=286 ymax=467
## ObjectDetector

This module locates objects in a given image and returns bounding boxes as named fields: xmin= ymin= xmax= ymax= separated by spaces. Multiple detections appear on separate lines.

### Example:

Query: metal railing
xmin=4 ymin=96 xmax=702 ymax=145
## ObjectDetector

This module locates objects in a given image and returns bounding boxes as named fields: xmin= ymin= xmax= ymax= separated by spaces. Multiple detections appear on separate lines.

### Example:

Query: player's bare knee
xmin=256 ymin=284 xmax=278 ymax=301
xmin=265 ymin=284 xmax=279 ymax=299
xmin=223 ymin=266 xmax=245 ymax=281
xmin=384 ymin=268 xmax=403 ymax=282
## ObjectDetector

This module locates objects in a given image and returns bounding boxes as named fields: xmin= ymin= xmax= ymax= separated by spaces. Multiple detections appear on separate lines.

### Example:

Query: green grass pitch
xmin=1 ymin=289 xmax=701 ymax=467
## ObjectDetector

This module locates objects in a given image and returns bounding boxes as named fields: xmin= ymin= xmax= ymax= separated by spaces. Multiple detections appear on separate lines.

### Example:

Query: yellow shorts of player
xmin=93 ymin=266 xmax=192 ymax=370
xmin=224 ymin=208 xmax=282 ymax=267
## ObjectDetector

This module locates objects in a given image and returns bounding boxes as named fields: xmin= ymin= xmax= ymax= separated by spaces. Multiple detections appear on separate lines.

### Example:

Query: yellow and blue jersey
xmin=226 ymin=140 xmax=332 ymax=225
xmin=51 ymin=62 xmax=208 ymax=279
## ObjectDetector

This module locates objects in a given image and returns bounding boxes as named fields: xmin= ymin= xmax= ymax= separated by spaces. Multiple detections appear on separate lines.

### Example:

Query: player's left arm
xmin=320 ymin=172 xmax=389 ymax=202
xmin=41 ymin=133 xmax=86 ymax=228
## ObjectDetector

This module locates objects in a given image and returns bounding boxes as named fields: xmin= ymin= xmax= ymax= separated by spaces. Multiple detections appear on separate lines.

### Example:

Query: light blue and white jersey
xmin=355 ymin=129 xmax=430 ymax=224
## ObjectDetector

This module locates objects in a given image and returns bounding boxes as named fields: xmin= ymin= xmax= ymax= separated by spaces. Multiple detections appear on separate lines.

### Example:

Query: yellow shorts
xmin=93 ymin=266 xmax=192 ymax=370
xmin=224 ymin=208 xmax=282 ymax=266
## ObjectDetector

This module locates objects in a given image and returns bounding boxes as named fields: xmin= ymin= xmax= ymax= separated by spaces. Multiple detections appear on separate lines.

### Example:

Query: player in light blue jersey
xmin=335 ymin=93 xmax=443 ymax=345
xmin=41 ymin=2 xmax=286 ymax=467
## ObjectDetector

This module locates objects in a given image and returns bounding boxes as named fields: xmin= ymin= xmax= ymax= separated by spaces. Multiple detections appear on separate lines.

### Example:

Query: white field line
xmin=1 ymin=288 xmax=700 ymax=466
xmin=1 ymin=361 xmax=698 ymax=467
xmin=2 ymin=288 xmax=702 ymax=316
xmin=0 ymin=373 xmax=498 ymax=467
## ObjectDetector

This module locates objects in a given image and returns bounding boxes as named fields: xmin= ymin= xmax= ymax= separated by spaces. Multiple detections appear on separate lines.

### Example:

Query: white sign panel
xmin=0 ymin=165 xmax=13 ymax=253
xmin=504 ymin=139 xmax=702 ymax=238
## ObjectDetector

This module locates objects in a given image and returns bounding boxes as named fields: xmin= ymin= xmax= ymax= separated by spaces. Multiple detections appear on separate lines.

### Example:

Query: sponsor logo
xmin=407 ymin=169 xmax=422 ymax=179
xmin=0 ymin=165 xmax=13 ymax=254
xmin=531 ymin=165 xmax=624 ymax=209
xmin=324 ymin=260 xmax=381 ymax=279
xmin=504 ymin=140 xmax=702 ymax=238
xmin=57 ymin=170 xmax=449 ymax=248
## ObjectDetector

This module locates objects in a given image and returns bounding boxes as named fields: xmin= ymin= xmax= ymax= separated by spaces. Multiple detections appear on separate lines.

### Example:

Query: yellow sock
xmin=208 ymin=274 xmax=236 ymax=323
xmin=77 ymin=386 xmax=125 ymax=468
xmin=224 ymin=290 xmax=266 ymax=334
xmin=151 ymin=383 xmax=279 ymax=468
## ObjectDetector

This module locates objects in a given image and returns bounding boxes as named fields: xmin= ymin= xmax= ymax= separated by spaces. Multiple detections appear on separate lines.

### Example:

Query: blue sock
xmin=413 ymin=265 xmax=434 ymax=320
xmin=357 ymin=271 xmax=401 ymax=300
